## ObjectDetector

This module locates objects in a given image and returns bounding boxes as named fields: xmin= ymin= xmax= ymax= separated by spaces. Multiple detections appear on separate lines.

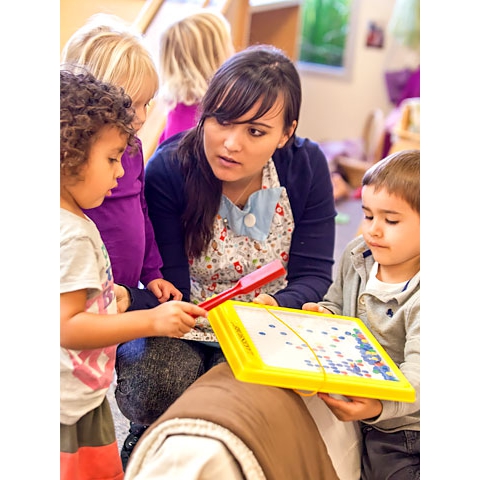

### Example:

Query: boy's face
xmin=67 ymin=126 xmax=126 ymax=210
xmin=361 ymin=185 xmax=420 ymax=281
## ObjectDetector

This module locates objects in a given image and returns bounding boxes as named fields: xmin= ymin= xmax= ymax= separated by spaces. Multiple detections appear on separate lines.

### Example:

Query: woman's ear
xmin=279 ymin=120 xmax=297 ymax=147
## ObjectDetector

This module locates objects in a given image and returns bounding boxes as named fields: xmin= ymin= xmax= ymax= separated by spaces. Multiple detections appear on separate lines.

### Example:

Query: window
xmin=297 ymin=0 xmax=359 ymax=79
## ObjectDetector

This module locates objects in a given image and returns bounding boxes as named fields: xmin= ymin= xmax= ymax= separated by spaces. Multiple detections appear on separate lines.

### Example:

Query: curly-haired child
xmin=60 ymin=69 xmax=207 ymax=480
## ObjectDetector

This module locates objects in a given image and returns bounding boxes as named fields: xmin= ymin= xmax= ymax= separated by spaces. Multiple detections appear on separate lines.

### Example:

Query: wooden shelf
xmin=389 ymin=100 xmax=420 ymax=154
xmin=249 ymin=0 xmax=301 ymax=13
xmin=249 ymin=0 xmax=302 ymax=60
xmin=219 ymin=0 xmax=302 ymax=59
xmin=249 ymin=3 xmax=301 ymax=60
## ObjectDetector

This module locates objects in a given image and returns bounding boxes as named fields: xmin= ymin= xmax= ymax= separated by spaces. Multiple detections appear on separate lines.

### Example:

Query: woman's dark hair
xmin=60 ymin=69 xmax=136 ymax=179
xmin=178 ymin=44 xmax=302 ymax=257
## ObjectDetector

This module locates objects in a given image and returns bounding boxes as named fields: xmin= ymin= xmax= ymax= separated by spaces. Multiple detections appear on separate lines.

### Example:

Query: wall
xmin=60 ymin=0 xmax=146 ymax=54
xmin=60 ymin=0 xmax=419 ymax=144
xmin=297 ymin=0 xmax=419 ymax=142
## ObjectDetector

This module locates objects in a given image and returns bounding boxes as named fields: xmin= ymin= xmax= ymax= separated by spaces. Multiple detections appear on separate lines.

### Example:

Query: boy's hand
xmin=147 ymin=278 xmax=183 ymax=303
xmin=317 ymin=392 xmax=383 ymax=422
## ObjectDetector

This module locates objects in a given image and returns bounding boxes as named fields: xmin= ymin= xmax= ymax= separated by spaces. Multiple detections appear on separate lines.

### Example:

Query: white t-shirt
xmin=60 ymin=208 xmax=117 ymax=425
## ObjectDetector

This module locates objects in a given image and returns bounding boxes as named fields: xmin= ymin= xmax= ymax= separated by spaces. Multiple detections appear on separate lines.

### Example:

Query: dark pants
xmin=115 ymin=337 xmax=226 ymax=425
xmin=361 ymin=425 xmax=420 ymax=480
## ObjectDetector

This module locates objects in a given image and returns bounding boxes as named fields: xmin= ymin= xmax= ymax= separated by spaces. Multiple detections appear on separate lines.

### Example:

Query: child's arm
xmin=60 ymin=289 xmax=207 ymax=350
xmin=138 ymin=153 xmax=171 ymax=290
xmin=114 ymin=283 xmax=161 ymax=312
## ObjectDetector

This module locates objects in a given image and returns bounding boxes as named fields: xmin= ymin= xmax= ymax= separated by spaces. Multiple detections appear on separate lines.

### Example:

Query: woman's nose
xmin=223 ymin=129 xmax=241 ymax=152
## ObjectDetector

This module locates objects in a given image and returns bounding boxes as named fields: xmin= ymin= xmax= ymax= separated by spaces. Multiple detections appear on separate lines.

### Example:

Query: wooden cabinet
xmin=224 ymin=0 xmax=302 ymax=60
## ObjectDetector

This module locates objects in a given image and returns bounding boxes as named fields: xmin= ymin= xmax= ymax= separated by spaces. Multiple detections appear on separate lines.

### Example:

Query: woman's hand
xmin=252 ymin=293 xmax=278 ymax=306
xmin=302 ymin=302 xmax=332 ymax=314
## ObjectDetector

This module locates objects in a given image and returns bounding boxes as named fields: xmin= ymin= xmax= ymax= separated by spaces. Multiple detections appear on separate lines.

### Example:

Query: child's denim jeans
xmin=361 ymin=425 xmax=420 ymax=479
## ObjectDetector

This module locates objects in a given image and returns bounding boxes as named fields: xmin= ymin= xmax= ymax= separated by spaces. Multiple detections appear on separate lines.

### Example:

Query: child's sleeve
xmin=138 ymin=149 xmax=165 ymax=287
xmin=60 ymin=236 xmax=103 ymax=295
xmin=363 ymin=295 xmax=420 ymax=429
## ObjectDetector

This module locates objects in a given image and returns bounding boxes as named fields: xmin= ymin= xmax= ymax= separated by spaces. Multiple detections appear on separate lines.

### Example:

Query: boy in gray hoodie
xmin=303 ymin=149 xmax=420 ymax=480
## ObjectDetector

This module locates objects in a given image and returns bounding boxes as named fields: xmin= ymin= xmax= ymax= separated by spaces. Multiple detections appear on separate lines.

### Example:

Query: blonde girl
xmin=61 ymin=15 xmax=181 ymax=304
xmin=157 ymin=10 xmax=235 ymax=143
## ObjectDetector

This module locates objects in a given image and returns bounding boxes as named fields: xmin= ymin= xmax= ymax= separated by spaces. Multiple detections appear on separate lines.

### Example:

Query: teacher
xmin=115 ymin=44 xmax=337 ymax=465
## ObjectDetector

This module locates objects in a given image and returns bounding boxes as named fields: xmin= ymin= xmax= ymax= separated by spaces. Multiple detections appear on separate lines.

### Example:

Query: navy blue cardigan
xmin=131 ymin=133 xmax=336 ymax=310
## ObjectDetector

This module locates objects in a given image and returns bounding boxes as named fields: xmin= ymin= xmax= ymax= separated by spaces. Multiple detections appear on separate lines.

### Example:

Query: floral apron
xmin=184 ymin=158 xmax=294 ymax=342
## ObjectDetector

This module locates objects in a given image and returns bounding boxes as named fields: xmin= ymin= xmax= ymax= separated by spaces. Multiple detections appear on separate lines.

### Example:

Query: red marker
xmin=199 ymin=259 xmax=286 ymax=311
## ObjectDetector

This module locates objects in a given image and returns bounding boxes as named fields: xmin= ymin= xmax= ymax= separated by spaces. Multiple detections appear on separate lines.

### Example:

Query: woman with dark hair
xmin=115 ymin=44 xmax=339 ymax=466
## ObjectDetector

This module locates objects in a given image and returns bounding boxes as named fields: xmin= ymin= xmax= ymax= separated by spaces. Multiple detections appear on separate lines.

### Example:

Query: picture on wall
xmin=366 ymin=21 xmax=384 ymax=48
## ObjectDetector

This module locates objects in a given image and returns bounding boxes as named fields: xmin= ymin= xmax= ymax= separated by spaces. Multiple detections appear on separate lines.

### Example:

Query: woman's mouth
xmin=220 ymin=155 xmax=239 ymax=164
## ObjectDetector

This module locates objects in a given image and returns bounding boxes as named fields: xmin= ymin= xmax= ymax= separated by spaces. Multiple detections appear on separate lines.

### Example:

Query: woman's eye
xmin=363 ymin=214 xmax=373 ymax=221
xmin=109 ymin=157 xmax=120 ymax=163
xmin=386 ymin=219 xmax=399 ymax=225
xmin=248 ymin=127 xmax=264 ymax=137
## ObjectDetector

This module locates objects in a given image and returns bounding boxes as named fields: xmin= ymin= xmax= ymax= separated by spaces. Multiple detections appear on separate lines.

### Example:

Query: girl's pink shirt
xmin=158 ymin=103 xmax=199 ymax=145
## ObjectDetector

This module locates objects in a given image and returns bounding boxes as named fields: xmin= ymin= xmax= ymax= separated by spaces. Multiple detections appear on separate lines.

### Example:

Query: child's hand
xmin=147 ymin=278 xmax=183 ymax=303
xmin=151 ymin=301 xmax=207 ymax=338
xmin=252 ymin=294 xmax=278 ymax=307
xmin=302 ymin=302 xmax=332 ymax=314
xmin=317 ymin=392 xmax=383 ymax=422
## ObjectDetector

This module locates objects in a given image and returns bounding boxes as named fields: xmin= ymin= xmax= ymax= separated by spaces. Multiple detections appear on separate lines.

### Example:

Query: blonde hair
xmin=61 ymin=14 xmax=158 ymax=102
xmin=158 ymin=10 xmax=234 ymax=107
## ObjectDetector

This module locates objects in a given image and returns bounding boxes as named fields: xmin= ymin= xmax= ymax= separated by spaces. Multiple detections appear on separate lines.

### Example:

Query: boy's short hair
xmin=60 ymin=69 xmax=135 ymax=179
xmin=362 ymin=149 xmax=420 ymax=213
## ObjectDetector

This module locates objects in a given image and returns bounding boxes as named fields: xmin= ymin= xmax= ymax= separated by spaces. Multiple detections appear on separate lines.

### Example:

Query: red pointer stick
xmin=198 ymin=259 xmax=286 ymax=311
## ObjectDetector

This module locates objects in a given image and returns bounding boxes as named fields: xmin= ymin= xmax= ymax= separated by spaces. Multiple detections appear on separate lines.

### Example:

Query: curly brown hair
xmin=60 ymin=69 xmax=136 ymax=179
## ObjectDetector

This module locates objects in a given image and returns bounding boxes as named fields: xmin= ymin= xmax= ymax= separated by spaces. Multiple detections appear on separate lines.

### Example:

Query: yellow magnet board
xmin=208 ymin=301 xmax=415 ymax=403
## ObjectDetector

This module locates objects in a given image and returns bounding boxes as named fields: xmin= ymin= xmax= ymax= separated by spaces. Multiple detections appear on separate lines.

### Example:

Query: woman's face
xmin=203 ymin=96 xmax=295 ymax=183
